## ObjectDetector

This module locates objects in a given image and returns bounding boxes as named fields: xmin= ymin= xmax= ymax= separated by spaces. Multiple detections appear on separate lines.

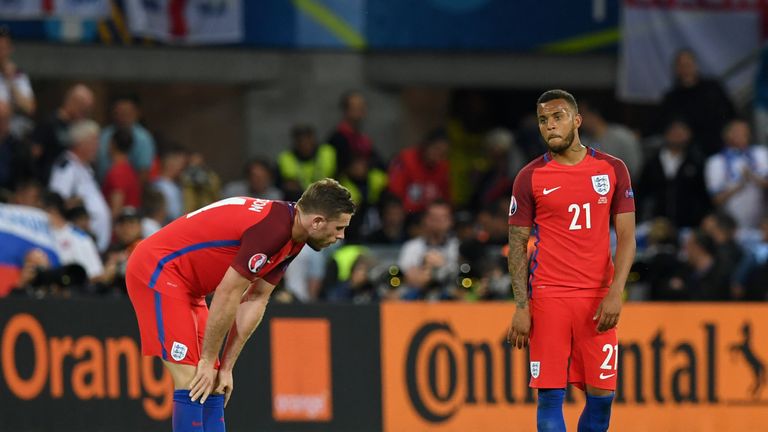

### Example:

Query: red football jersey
xmin=508 ymin=148 xmax=635 ymax=297
xmin=129 ymin=198 xmax=305 ymax=301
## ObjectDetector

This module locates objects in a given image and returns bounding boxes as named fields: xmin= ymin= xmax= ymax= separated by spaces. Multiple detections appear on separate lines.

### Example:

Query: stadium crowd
xmin=1 ymin=29 xmax=767 ymax=303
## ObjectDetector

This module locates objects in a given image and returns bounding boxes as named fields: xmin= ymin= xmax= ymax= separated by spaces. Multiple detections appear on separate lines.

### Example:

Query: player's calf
xmin=537 ymin=388 xmax=566 ymax=432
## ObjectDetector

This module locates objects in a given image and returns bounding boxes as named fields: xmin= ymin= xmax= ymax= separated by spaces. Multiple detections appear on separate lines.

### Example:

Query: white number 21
xmin=568 ymin=203 xmax=592 ymax=230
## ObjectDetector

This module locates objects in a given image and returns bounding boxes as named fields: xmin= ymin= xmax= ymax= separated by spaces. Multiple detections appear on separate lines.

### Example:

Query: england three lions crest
xmin=591 ymin=174 xmax=610 ymax=196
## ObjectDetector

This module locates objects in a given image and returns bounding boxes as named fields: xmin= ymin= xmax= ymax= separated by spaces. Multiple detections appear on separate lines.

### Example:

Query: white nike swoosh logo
xmin=543 ymin=187 xmax=561 ymax=195
xmin=599 ymin=373 xmax=616 ymax=379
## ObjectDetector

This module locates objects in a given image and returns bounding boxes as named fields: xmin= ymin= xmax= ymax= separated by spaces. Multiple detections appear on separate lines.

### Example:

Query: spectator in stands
xmin=338 ymin=155 xmax=388 ymax=242
xmin=580 ymin=101 xmax=643 ymax=181
xmin=733 ymin=216 xmax=768 ymax=301
xmin=0 ymin=101 xmax=35 ymax=192
xmin=48 ymin=120 xmax=111 ymax=252
xmin=42 ymin=191 xmax=103 ymax=282
xmin=277 ymin=124 xmax=336 ymax=201
xmin=705 ymin=119 xmax=768 ymax=230
xmin=755 ymin=45 xmax=768 ymax=145
xmin=388 ymin=128 xmax=451 ymax=214
xmin=637 ymin=119 xmax=711 ymax=228
xmin=366 ymin=196 xmax=408 ymax=244
xmin=326 ymin=254 xmax=379 ymax=303
xmin=700 ymin=211 xmax=744 ymax=294
xmin=471 ymin=128 xmax=521 ymax=209
xmin=32 ymin=83 xmax=94 ymax=184
xmin=660 ymin=49 xmax=735 ymax=156
xmin=221 ymin=157 xmax=283 ymax=200
xmin=397 ymin=200 xmax=459 ymax=300
xmin=181 ymin=151 xmax=220 ymax=212
xmin=140 ymin=188 xmax=167 ymax=237
xmin=101 ymin=207 xmax=143 ymax=295
xmin=327 ymin=90 xmax=380 ymax=174
xmin=682 ymin=230 xmax=732 ymax=300
xmin=635 ymin=218 xmax=681 ymax=301
xmin=0 ymin=27 xmax=35 ymax=137
xmin=102 ymin=128 xmax=141 ymax=219
xmin=282 ymin=247 xmax=327 ymax=303
xmin=6 ymin=178 xmax=43 ymax=207
xmin=151 ymin=145 xmax=187 ymax=222
xmin=97 ymin=94 xmax=156 ymax=182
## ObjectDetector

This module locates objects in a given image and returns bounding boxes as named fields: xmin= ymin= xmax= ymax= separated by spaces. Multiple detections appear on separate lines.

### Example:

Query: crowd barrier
xmin=1 ymin=299 xmax=766 ymax=431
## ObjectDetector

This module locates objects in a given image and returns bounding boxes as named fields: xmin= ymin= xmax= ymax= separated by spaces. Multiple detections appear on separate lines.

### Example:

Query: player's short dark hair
xmin=297 ymin=178 xmax=355 ymax=219
xmin=111 ymin=128 xmax=134 ymax=154
xmin=537 ymin=89 xmax=578 ymax=113
xmin=339 ymin=90 xmax=363 ymax=112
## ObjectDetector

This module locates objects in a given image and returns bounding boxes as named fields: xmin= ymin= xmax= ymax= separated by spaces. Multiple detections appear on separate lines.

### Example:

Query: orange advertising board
xmin=270 ymin=318 xmax=333 ymax=422
xmin=381 ymin=303 xmax=768 ymax=432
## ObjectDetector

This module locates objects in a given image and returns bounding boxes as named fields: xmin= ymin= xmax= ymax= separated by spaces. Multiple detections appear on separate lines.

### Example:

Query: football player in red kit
xmin=506 ymin=90 xmax=636 ymax=432
xmin=126 ymin=178 xmax=355 ymax=432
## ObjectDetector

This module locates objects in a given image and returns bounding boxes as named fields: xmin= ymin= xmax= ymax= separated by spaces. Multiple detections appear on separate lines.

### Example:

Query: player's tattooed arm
xmin=508 ymin=225 xmax=531 ymax=309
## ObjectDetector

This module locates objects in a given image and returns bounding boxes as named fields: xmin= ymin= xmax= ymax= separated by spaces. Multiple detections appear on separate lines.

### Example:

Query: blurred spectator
xmin=755 ymin=45 xmax=768 ymax=145
xmin=327 ymin=90 xmax=381 ymax=174
xmin=97 ymin=94 xmax=156 ymax=182
xmin=277 ymin=124 xmax=336 ymax=201
xmin=397 ymin=201 xmax=459 ymax=300
xmin=101 ymin=207 xmax=143 ymax=295
xmin=32 ymin=83 xmax=94 ymax=184
xmin=221 ymin=157 xmax=283 ymax=200
xmin=473 ymin=200 xmax=510 ymax=246
xmin=48 ymin=120 xmax=111 ymax=252
xmin=446 ymin=91 xmax=493 ymax=206
xmin=387 ymin=128 xmax=451 ymax=214
xmin=6 ymin=178 xmax=43 ymax=207
xmin=151 ymin=145 xmax=187 ymax=222
xmin=327 ymin=254 xmax=379 ymax=303
xmin=705 ymin=119 xmax=768 ymax=230
xmin=181 ymin=152 xmax=220 ymax=212
xmin=102 ymin=128 xmax=142 ymax=219
xmin=660 ymin=49 xmax=735 ymax=156
xmin=700 ymin=212 xmax=744 ymax=294
xmin=580 ymin=101 xmax=643 ymax=182
xmin=140 ymin=188 xmax=167 ymax=238
xmin=634 ymin=218 xmax=681 ymax=301
xmin=338 ymin=155 xmax=388 ymax=242
xmin=282 ymin=247 xmax=327 ymax=303
xmin=324 ymin=244 xmax=368 ymax=296
xmin=0 ymin=27 xmax=35 ymax=137
xmin=733 ymin=216 xmax=768 ymax=301
xmin=0 ymin=201 xmax=60 ymax=297
xmin=470 ymin=128 xmax=521 ymax=209
xmin=670 ymin=230 xmax=731 ymax=301
xmin=0 ymin=100 xmax=35 ymax=192
xmin=637 ymin=119 xmax=711 ymax=228
xmin=65 ymin=205 xmax=92 ymax=238
xmin=42 ymin=191 xmax=103 ymax=282
xmin=366 ymin=196 xmax=408 ymax=244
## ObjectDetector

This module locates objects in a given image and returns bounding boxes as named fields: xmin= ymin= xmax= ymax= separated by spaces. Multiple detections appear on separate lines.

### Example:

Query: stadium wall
xmin=1 ymin=299 xmax=766 ymax=431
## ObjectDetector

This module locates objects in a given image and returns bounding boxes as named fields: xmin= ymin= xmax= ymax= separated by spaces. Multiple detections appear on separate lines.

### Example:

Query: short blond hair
xmin=297 ymin=178 xmax=355 ymax=219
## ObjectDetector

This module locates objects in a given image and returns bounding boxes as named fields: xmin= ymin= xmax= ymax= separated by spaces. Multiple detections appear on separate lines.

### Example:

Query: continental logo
xmin=382 ymin=304 xmax=768 ymax=432
xmin=402 ymin=319 xmax=768 ymax=423
xmin=1 ymin=313 xmax=173 ymax=420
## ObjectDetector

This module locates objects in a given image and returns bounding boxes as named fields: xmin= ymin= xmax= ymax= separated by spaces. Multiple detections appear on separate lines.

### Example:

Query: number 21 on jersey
xmin=568 ymin=203 xmax=591 ymax=230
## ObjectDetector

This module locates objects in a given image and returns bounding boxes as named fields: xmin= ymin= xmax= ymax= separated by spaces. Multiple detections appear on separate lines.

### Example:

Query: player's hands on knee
xmin=594 ymin=291 xmax=622 ymax=332
xmin=189 ymin=358 xmax=217 ymax=403
xmin=507 ymin=307 xmax=531 ymax=349
xmin=214 ymin=369 xmax=234 ymax=407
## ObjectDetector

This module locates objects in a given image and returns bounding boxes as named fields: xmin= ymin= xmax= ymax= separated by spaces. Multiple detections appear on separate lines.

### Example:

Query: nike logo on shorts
xmin=543 ymin=186 xmax=561 ymax=195
xmin=599 ymin=372 xmax=616 ymax=379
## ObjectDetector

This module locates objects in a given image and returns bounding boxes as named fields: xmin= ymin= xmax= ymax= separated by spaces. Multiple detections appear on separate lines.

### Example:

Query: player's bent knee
xmin=585 ymin=385 xmax=613 ymax=397
xmin=163 ymin=360 xmax=198 ymax=389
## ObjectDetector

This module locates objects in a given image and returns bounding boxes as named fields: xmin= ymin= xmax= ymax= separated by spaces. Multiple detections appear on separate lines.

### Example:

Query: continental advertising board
xmin=381 ymin=303 xmax=768 ymax=432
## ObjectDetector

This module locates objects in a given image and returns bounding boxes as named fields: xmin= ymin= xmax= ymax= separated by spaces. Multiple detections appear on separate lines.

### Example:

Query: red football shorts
xmin=528 ymin=296 xmax=618 ymax=391
xmin=126 ymin=266 xmax=217 ymax=368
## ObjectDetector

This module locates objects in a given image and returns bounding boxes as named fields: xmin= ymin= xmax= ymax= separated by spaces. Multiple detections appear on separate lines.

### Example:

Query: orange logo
xmin=270 ymin=318 xmax=332 ymax=421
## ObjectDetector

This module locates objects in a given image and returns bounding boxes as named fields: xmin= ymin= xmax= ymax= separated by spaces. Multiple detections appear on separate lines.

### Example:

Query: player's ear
xmin=311 ymin=215 xmax=326 ymax=229
xmin=574 ymin=112 xmax=582 ymax=128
